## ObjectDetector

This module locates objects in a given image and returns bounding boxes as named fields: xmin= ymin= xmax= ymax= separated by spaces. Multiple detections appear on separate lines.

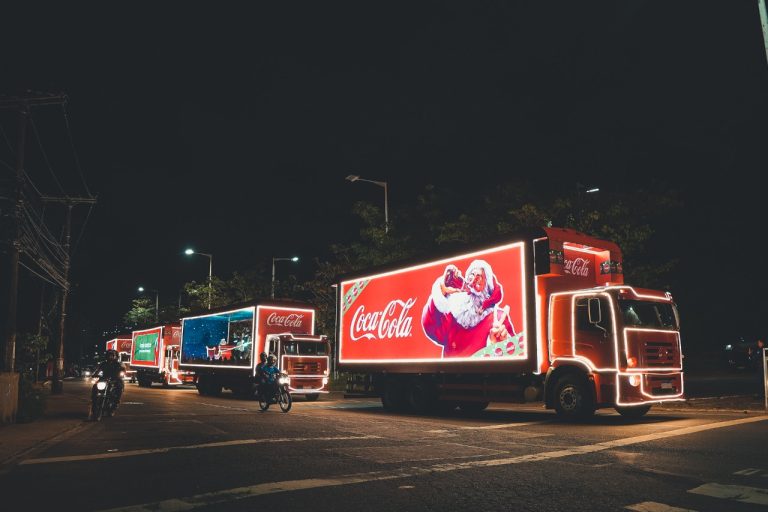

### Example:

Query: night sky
xmin=1 ymin=2 xmax=767 ymax=356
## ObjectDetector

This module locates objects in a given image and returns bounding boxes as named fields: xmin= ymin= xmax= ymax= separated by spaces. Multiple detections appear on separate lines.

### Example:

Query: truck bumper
xmin=615 ymin=371 xmax=684 ymax=406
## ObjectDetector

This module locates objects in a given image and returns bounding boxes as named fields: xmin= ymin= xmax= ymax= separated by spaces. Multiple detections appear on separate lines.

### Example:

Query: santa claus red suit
xmin=421 ymin=260 xmax=515 ymax=357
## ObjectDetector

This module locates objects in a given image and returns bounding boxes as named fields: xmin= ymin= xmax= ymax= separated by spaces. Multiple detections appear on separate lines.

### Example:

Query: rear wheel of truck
xmin=408 ymin=381 xmax=436 ymax=414
xmin=138 ymin=375 xmax=152 ymax=388
xmin=554 ymin=374 xmax=594 ymax=420
xmin=458 ymin=401 xmax=489 ymax=413
xmin=614 ymin=405 xmax=651 ymax=419
xmin=381 ymin=380 xmax=408 ymax=412
xmin=304 ymin=393 xmax=319 ymax=402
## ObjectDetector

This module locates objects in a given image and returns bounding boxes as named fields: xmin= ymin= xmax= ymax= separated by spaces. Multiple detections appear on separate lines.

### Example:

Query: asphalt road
xmin=2 ymin=380 xmax=767 ymax=512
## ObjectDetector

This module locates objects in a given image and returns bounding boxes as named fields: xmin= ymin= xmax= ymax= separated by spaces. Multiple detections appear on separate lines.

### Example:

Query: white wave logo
xmin=267 ymin=313 xmax=305 ymax=328
xmin=350 ymin=298 xmax=416 ymax=341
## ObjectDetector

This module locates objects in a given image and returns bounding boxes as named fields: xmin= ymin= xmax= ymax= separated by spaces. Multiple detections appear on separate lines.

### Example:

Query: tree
xmin=122 ymin=297 xmax=155 ymax=329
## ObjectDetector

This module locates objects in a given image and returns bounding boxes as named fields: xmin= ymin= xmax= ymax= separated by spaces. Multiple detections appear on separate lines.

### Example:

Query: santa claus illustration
xmin=421 ymin=259 xmax=516 ymax=357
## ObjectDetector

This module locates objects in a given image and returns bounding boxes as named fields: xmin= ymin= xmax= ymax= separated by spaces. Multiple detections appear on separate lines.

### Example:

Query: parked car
xmin=724 ymin=338 xmax=765 ymax=371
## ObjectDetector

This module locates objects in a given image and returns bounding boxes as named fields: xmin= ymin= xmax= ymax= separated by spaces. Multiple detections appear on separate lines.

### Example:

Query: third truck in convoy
xmin=336 ymin=227 xmax=684 ymax=419
xmin=179 ymin=300 xmax=330 ymax=400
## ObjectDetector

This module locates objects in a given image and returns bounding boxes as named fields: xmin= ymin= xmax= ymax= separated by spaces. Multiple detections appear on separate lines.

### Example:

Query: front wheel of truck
xmin=615 ymin=405 xmax=651 ymax=419
xmin=554 ymin=374 xmax=594 ymax=420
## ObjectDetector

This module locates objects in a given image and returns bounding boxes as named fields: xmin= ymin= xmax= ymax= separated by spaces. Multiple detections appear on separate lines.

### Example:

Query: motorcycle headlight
xmin=278 ymin=376 xmax=290 ymax=385
xmin=96 ymin=381 xmax=107 ymax=390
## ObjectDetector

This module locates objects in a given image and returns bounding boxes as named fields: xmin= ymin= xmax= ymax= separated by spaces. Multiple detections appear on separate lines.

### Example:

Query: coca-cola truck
xmin=337 ymin=227 xmax=684 ymax=419
xmin=130 ymin=324 xmax=195 ymax=387
xmin=106 ymin=336 xmax=135 ymax=382
xmin=179 ymin=301 xmax=330 ymax=400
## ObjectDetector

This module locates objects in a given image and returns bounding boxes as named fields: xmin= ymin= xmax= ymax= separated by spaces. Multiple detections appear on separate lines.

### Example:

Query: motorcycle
xmin=89 ymin=371 xmax=124 ymax=421
xmin=258 ymin=372 xmax=292 ymax=413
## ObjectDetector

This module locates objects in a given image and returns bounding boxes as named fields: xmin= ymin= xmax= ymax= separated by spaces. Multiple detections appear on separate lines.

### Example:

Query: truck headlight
xmin=322 ymin=378 xmax=328 ymax=385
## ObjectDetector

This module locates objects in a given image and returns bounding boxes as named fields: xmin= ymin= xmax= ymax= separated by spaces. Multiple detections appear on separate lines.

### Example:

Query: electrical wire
xmin=19 ymin=260 xmax=61 ymax=287
xmin=29 ymin=115 xmax=67 ymax=196
xmin=0 ymin=121 xmax=14 ymax=156
xmin=71 ymin=203 xmax=94 ymax=256
xmin=61 ymin=101 xmax=92 ymax=198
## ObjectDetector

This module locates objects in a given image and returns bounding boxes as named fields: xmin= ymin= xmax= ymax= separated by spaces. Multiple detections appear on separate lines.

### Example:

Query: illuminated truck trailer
xmin=337 ymin=227 xmax=684 ymax=419
xmin=179 ymin=301 xmax=330 ymax=400
xmin=130 ymin=324 xmax=194 ymax=387
xmin=106 ymin=336 xmax=135 ymax=382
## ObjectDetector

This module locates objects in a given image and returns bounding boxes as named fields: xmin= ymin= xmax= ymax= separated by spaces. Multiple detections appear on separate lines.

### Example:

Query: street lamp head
xmin=184 ymin=248 xmax=194 ymax=255
xmin=345 ymin=174 xmax=360 ymax=182
xmin=586 ymin=188 xmax=600 ymax=194
xmin=138 ymin=286 xmax=145 ymax=292
xmin=291 ymin=256 xmax=299 ymax=262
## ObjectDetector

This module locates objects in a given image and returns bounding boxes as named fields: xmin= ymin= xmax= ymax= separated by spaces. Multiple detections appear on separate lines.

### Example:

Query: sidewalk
xmin=0 ymin=382 xmax=91 ymax=468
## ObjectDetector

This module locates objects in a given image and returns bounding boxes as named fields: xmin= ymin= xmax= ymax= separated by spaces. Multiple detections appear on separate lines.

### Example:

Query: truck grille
xmin=290 ymin=361 xmax=321 ymax=374
xmin=644 ymin=374 xmax=681 ymax=396
xmin=642 ymin=341 xmax=678 ymax=367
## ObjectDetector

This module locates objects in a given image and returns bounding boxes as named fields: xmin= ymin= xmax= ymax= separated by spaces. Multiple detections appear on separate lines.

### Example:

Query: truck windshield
xmin=619 ymin=300 xmax=678 ymax=330
xmin=283 ymin=342 xmax=329 ymax=356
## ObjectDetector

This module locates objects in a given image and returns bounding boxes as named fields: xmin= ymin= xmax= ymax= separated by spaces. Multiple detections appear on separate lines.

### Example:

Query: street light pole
xmin=345 ymin=174 xmax=389 ymax=233
xmin=271 ymin=256 xmax=299 ymax=299
xmin=185 ymin=249 xmax=213 ymax=309
xmin=138 ymin=287 xmax=159 ymax=323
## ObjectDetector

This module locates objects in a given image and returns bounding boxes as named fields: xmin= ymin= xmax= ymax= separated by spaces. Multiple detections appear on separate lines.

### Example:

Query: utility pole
xmin=41 ymin=195 xmax=97 ymax=394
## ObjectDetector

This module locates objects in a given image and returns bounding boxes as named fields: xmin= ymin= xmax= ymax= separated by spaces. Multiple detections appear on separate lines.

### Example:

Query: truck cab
xmin=265 ymin=334 xmax=331 ymax=401
xmin=545 ymin=286 xmax=683 ymax=418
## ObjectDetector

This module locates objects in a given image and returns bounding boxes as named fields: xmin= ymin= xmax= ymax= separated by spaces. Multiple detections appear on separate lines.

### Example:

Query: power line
xmin=71 ymin=203 xmax=94 ymax=256
xmin=19 ymin=260 xmax=60 ymax=287
xmin=0 ymin=121 xmax=14 ymax=156
xmin=29 ymin=115 xmax=67 ymax=196
xmin=61 ymin=101 xmax=92 ymax=198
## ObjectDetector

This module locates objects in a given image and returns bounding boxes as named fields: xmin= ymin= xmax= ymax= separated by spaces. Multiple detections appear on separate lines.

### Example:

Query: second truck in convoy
xmin=179 ymin=301 xmax=330 ymax=400
xmin=337 ymin=227 xmax=684 ymax=419
xmin=130 ymin=324 xmax=195 ymax=387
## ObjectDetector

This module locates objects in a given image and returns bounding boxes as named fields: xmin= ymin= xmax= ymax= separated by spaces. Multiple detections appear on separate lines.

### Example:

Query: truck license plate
xmin=661 ymin=382 xmax=672 ymax=389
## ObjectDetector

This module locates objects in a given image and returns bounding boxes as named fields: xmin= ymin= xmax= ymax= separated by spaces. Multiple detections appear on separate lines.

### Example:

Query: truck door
xmin=167 ymin=347 xmax=182 ymax=385
xmin=574 ymin=295 xmax=615 ymax=370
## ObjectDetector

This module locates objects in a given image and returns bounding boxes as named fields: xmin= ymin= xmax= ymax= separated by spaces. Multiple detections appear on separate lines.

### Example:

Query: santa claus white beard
xmin=448 ymin=289 xmax=491 ymax=329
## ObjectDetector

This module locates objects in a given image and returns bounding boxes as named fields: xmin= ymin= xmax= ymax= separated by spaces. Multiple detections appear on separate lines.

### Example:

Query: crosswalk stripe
xmin=688 ymin=482 xmax=768 ymax=506
xmin=625 ymin=501 xmax=696 ymax=512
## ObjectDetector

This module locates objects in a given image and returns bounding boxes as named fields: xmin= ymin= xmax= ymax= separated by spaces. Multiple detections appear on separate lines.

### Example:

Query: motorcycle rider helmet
xmin=259 ymin=352 xmax=268 ymax=363
xmin=267 ymin=354 xmax=277 ymax=365
xmin=106 ymin=349 xmax=118 ymax=360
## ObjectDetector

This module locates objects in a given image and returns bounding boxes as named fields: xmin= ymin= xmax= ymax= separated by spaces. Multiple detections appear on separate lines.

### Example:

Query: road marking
xmin=458 ymin=421 xmax=548 ymax=430
xmin=688 ymin=482 xmax=768 ymax=505
xmin=734 ymin=468 xmax=762 ymax=476
xmin=97 ymin=415 xmax=768 ymax=512
xmin=19 ymin=435 xmax=380 ymax=465
xmin=625 ymin=502 xmax=696 ymax=512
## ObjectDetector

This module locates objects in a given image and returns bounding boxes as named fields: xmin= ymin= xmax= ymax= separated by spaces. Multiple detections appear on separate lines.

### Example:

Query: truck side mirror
xmin=588 ymin=298 xmax=602 ymax=325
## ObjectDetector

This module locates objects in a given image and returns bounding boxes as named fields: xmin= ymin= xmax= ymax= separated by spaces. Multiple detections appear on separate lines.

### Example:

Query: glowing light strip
xmin=181 ymin=307 xmax=256 ymax=370
xmin=563 ymin=244 xmax=609 ymax=256
xmin=547 ymin=291 xmax=619 ymax=372
xmin=609 ymin=286 xmax=673 ymax=301
xmin=340 ymin=241 xmax=526 ymax=286
xmin=130 ymin=327 xmax=163 ymax=369
xmin=622 ymin=328 xmax=683 ymax=372
xmin=535 ymin=275 xmax=544 ymax=374
xmin=338 ymin=242 xmax=529 ymax=365
xmin=614 ymin=372 xmax=685 ymax=406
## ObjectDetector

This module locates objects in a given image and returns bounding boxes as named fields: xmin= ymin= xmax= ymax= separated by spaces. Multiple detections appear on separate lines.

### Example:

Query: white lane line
xmin=97 ymin=415 xmax=768 ymax=512
xmin=688 ymin=482 xmax=768 ymax=505
xmin=458 ymin=421 xmax=548 ymax=430
xmin=734 ymin=468 xmax=762 ymax=476
xmin=625 ymin=501 xmax=696 ymax=512
xmin=20 ymin=435 xmax=380 ymax=465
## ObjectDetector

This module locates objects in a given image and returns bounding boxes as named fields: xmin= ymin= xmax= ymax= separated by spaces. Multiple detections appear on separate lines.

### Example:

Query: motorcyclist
xmin=262 ymin=354 xmax=281 ymax=401
xmin=255 ymin=352 xmax=268 ymax=398
xmin=91 ymin=349 xmax=125 ymax=407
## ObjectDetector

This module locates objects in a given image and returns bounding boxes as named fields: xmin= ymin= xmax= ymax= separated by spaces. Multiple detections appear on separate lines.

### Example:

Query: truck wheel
xmin=615 ymin=405 xmax=651 ymax=419
xmin=408 ymin=381 xmax=436 ymax=414
xmin=196 ymin=380 xmax=208 ymax=395
xmin=139 ymin=376 xmax=151 ymax=388
xmin=554 ymin=374 xmax=594 ymax=420
xmin=458 ymin=401 xmax=489 ymax=413
xmin=381 ymin=381 xmax=408 ymax=412
xmin=304 ymin=393 xmax=319 ymax=402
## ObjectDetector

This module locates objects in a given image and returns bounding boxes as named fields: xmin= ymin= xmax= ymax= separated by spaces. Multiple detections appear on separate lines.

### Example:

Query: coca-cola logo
xmin=564 ymin=257 xmax=591 ymax=277
xmin=267 ymin=312 xmax=306 ymax=328
xmin=350 ymin=298 xmax=416 ymax=341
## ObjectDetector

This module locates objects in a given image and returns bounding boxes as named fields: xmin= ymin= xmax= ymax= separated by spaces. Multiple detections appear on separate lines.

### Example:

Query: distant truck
xmin=130 ymin=324 xmax=195 ymax=387
xmin=179 ymin=301 xmax=330 ymax=400
xmin=105 ymin=336 xmax=135 ymax=382
xmin=337 ymin=227 xmax=684 ymax=419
